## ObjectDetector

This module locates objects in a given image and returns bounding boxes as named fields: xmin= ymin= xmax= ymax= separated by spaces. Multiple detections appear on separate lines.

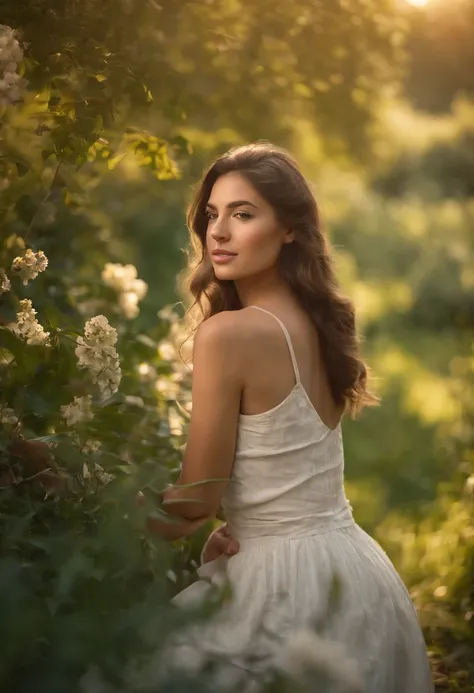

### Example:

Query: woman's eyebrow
xmin=206 ymin=200 xmax=259 ymax=210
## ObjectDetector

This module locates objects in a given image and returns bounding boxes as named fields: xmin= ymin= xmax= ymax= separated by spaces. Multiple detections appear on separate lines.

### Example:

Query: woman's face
xmin=205 ymin=172 xmax=293 ymax=282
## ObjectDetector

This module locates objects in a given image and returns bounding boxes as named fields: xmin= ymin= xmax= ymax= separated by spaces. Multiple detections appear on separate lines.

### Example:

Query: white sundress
xmin=170 ymin=306 xmax=434 ymax=692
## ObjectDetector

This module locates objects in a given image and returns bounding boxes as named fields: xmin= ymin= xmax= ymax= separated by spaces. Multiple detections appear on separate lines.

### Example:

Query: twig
xmin=0 ymin=467 xmax=52 ymax=489
xmin=24 ymin=160 xmax=63 ymax=244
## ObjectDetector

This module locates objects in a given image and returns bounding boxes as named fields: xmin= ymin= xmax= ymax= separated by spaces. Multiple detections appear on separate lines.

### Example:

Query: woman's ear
xmin=283 ymin=228 xmax=295 ymax=244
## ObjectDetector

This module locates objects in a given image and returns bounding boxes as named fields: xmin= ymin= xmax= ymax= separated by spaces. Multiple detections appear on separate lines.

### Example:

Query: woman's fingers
xmin=200 ymin=523 xmax=240 ymax=563
xmin=213 ymin=533 xmax=230 ymax=552
xmin=224 ymin=538 xmax=240 ymax=555
xmin=214 ymin=525 xmax=239 ymax=555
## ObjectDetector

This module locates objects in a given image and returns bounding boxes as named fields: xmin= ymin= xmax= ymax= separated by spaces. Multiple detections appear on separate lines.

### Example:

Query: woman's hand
xmin=201 ymin=523 xmax=240 ymax=564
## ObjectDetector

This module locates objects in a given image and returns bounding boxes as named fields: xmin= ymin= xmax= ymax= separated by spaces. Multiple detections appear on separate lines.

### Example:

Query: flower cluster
xmin=101 ymin=263 xmax=148 ymax=320
xmin=11 ymin=249 xmax=48 ymax=285
xmin=82 ymin=439 xmax=102 ymax=455
xmin=0 ymin=405 xmax=18 ymax=426
xmin=0 ymin=270 xmax=10 ymax=294
xmin=60 ymin=395 xmax=94 ymax=427
xmin=0 ymin=25 xmax=27 ymax=106
xmin=11 ymin=299 xmax=50 ymax=346
xmin=75 ymin=315 xmax=122 ymax=398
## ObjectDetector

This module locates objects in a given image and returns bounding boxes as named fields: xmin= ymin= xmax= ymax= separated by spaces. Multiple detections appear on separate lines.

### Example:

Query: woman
xmin=148 ymin=142 xmax=433 ymax=692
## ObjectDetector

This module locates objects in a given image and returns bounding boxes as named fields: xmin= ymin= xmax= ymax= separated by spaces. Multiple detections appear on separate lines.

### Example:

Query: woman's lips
xmin=211 ymin=250 xmax=238 ymax=264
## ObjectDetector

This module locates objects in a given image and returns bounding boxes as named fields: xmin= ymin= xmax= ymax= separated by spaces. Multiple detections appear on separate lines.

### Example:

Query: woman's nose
xmin=210 ymin=217 xmax=230 ymax=241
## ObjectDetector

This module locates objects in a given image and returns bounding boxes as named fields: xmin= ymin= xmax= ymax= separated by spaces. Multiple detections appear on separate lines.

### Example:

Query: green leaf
xmin=54 ymin=441 xmax=87 ymax=471
xmin=15 ymin=160 xmax=30 ymax=177
xmin=0 ymin=328 xmax=25 ymax=364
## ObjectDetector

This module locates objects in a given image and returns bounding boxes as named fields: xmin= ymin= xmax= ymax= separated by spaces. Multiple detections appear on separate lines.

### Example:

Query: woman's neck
xmin=235 ymin=270 xmax=296 ymax=310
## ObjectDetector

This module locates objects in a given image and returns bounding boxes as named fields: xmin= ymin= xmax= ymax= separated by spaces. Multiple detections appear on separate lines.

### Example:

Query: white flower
xmin=124 ymin=395 xmax=144 ymax=408
xmin=60 ymin=395 xmax=94 ymax=427
xmin=155 ymin=376 xmax=180 ymax=400
xmin=82 ymin=314 xmax=118 ymax=346
xmin=158 ymin=339 xmax=175 ymax=361
xmin=137 ymin=362 xmax=157 ymax=381
xmin=82 ymin=439 xmax=102 ymax=454
xmin=0 ymin=405 xmax=18 ymax=426
xmin=131 ymin=278 xmax=147 ymax=300
xmin=0 ymin=25 xmax=27 ymax=106
xmin=118 ymin=291 xmax=140 ymax=319
xmin=101 ymin=262 xmax=148 ymax=320
xmin=465 ymin=474 xmax=474 ymax=496
xmin=75 ymin=316 xmax=121 ymax=398
xmin=11 ymin=249 xmax=48 ymax=285
xmin=158 ymin=304 xmax=180 ymax=322
xmin=278 ymin=629 xmax=363 ymax=691
xmin=0 ymin=271 xmax=10 ymax=293
xmin=101 ymin=263 xmax=138 ymax=293
xmin=94 ymin=464 xmax=113 ymax=485
xmin=11 ymin=298 xmax=50 ymax=346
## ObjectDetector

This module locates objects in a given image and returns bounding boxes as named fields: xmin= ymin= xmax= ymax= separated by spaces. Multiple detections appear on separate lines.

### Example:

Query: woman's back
xmin=222 ymin=306 xmax=354 ymax=543
xmin=237 ymin=305 xmax=343 ymax=430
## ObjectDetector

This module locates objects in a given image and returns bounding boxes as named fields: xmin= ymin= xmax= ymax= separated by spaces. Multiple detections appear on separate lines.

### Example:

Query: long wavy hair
xmin=180 ymin=142 xmax=379 ymax=417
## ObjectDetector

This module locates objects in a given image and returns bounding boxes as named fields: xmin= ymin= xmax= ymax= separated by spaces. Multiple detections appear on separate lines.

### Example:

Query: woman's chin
xmin=213 ymin=266 xmax=239 ymax=281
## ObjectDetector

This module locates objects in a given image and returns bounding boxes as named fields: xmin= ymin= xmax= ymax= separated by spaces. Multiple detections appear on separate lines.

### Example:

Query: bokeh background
xmin=0 ymin=1 xmax=473 ymax=691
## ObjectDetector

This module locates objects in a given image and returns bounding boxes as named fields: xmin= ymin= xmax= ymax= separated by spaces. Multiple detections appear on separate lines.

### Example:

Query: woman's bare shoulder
xmin=195 ymin=308 xmax=264 ymax=343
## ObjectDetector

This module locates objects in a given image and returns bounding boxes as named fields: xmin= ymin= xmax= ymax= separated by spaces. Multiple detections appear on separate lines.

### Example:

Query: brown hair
xmin=180 ymin=142 xmax=379 ymax=417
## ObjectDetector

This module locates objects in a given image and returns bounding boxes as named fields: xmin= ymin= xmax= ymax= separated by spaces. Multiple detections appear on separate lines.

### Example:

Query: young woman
xmin=148 ymin=142 xmax=433 ymax=691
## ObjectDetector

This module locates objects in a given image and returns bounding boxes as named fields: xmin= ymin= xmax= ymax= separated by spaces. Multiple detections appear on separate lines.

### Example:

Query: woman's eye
xmin=206 ymin=210 xmax=217 ymax=220
xmin=235 ymin=211 xmax=252 ymax=220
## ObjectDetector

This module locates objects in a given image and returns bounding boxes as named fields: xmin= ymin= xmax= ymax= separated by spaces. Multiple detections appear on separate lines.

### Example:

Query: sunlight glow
xmin=406 ymin=0 xmax=430 ymax=6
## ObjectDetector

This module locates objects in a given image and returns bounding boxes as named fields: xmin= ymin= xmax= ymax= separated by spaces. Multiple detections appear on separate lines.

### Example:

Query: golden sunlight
xmin=406 ymin=0 xmax=430 ymax=6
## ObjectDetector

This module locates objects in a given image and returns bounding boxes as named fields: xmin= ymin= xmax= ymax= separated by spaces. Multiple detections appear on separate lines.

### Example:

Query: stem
xmin=0 ymin=467 xmax=52 ymax=489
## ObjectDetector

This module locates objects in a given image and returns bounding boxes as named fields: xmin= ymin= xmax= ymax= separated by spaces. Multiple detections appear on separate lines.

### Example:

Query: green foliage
xmin=0 ymin=0 xmax=407 ymax=161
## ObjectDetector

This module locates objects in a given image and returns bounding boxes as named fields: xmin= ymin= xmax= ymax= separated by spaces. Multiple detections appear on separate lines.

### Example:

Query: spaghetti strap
xmin=248 ymin=306 xmax=301 ymax=384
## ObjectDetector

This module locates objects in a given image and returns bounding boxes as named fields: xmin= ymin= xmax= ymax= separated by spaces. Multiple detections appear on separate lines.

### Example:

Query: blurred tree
xmin=405 ymin=0 xmax=474 ymax=113
xmin=373 ymin=129 xmax=474 ymax=200
xmin=1 ymin=0 xmax=406 ymax=159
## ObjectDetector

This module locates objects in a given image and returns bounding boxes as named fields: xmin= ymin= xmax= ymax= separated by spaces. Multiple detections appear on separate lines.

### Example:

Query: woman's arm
xmin=154 ymin=312 xmax=243 ymax=533
xmin=146 ymin=513 xmax=209 ymax=541
xmin=137 ymin=491 xmax=209 ymax=540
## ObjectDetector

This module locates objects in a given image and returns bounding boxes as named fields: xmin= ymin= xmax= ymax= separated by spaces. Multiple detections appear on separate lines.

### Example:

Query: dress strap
xmin=248 ymin=306 xmax=301 ymax=384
